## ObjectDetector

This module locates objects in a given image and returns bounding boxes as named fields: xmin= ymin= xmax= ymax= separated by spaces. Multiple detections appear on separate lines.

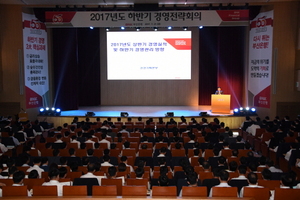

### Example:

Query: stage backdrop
xmin=248 ymin=10 xmax=273 ymax=108
xmin=22 ymin=13 xmax=49 ymax=109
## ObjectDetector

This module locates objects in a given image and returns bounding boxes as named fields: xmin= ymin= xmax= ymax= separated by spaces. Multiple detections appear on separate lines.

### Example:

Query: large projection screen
xmin=100 ymin=28 xmax=199 ymax=106
xmin=107 ymin=31 xmax=191 ymax=80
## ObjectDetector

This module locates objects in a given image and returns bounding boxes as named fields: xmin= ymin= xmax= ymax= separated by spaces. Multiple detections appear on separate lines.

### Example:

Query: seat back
xmin=122 ymin=185 xmax=147 ymax=196
xmin=211 ymin=186 xmax=238 ymax=197
xmin=274 ymin=188 xmax=300 ymax=200
xmin=32 ymin=185 xmax=58 ymax=196
xmin=101 ymin=178 xmax=123 ymax=196
xmin=198 ymin=172 xmax=213 ymax=181
xmin=127 ymin=178 xmax=148 ymax=187
xmin=2 ymin=186 xmax=28 ymax=197
xmin=243 ymin=187 xmax=270 ymax=200
xmin=63 ymin=185 xmax=87 ymax=196
xmin=23 ymin=178 xmax=45 ymax=190
xmin=258 ymin=180 xmax=280 ymax=190
xmin=151 ymin=186 xmax=177 ymax=197
xmin=181 ymin=186 xmax=207 ymax=197
xmin=73 ymin=178 xmax=99 ymax=196
xmin=0 ymin=179 xmax=14 ymax=186
xmin=92 ymin=185 xmax=117 ymax=196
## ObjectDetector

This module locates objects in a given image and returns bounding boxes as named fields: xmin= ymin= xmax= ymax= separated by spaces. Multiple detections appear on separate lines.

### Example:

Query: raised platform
xmin=37 ymin=106 xmax=245 ymax=129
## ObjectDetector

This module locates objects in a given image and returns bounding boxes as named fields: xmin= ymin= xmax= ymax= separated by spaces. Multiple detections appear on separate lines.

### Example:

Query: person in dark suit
xmin=215 ymin=87 xmax=223 ymax=95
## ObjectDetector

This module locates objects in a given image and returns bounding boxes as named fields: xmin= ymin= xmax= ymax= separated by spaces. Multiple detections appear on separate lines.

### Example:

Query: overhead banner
xmin=248 ymin=10 xmax=273 ymax=108
xmin=22 ymin=13 xmax=49 ymax=109
xmin=45 ymin=10 xmax=249 ymax=28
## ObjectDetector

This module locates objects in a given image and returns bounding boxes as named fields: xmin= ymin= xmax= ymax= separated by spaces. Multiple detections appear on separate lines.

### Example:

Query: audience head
xmin=247 ymin=172 xmax=258 ymax=185
xmin=13 ymin=171 xmax=25 ymax=184
xmin=158 ymin=175 xmax=169 ymax=186
xmin=261 ymin=168 xmax=272 ymax=180
xmin=108 ymin=166 xmax=117 ymax=177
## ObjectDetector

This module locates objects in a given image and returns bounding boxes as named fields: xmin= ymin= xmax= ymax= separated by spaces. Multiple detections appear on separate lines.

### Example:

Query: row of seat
xmin=3 ymin=185 xmax=300 ymax=200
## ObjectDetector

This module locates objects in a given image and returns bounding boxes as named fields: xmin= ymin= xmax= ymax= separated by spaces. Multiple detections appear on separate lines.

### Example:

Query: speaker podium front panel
xmin=211 ymin=94 xmax=231 ymax=114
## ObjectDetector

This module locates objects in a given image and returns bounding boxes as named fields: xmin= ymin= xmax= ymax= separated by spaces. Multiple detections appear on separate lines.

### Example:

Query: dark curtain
xmin=52 ymin=28 xmax=100 ymax=111
xmin=199 ymin=27 xmax=246 ymax=109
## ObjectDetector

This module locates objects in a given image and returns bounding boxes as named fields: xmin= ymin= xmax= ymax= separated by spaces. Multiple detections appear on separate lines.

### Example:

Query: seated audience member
xmin=80 ymin=163 xmax=100 ymax=185
xmin=178 ymin=172 xmax=199 ymax=197
xmin=209 ymin=170 xmax=233 ymax=197
xmin=202 ymin=168 xmax=221 ymax=195
xmin=28 ymin=170 xmax=39 ymax=179
xmin=239 ymin=172 xmax=263 ymax=197
xmin=261 ymin=168 xmax=272 ymax=180
xmin=26 ymin=157 xmax=44 ymax=178
xmin=227 ymin=161 xmax=238 ymax=173
xmin=120 ymin=156 xmax=134 ymax=173
xmin=12 ymin=171 xmax=32 ymax=196
xmin=101 ymin=155 xmax=113 ymax=167
xmin=107 ymin=166 xmax=125 ymax=185
xmin=231 ymin=165 xmax=247 ymax=180
xmin=42 ymin=168 xmax=69 ymax=196
xmin=266 ymin=159 xmax=283 ymax=173
xmin=99 ymin=133 xmax=110 ymax=149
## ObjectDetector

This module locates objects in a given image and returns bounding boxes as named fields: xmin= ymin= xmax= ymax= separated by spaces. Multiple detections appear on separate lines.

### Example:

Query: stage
xmin=37 ymin=106 xmax=245 ymax=129
xmin=60 ymin=105 xmax=233 ymax=117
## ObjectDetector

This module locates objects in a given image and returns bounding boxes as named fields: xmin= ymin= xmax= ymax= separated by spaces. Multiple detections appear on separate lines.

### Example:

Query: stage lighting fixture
xmin=90 ymin=26 xmax=94 ymax=29
xmin=121 ymin=26 xmax=125 ymax=30
xmin=199 ymin=26 xmax=203 ymax=29
xmin=39 ymin=108 xmax=45 ymax=115
xmin=183 ymin=27 xmax=188 ymax=31
xmin=233 ymin=108 xmax=239 ymax=113
xmin=121 ymin=112 xmax=129 ymax=117
xmin=199 ymin=112 xmax=208 ymax=116
xmin=55 ymin=108 xmax=61 ymax=116
xmin=245 ymin=107 xmax=250 ymax=111
xmin=154 ymin=27 xmax=158 ymax=31
xmin=136 ymin=27 xmax=140 ymax=31
xmin=166 ymin=112 xmax=174 ymax=117
xmin=45 ymin=107 xmax=49 ymax=111
xmin=105 ymin=27 xmax=110 ymax=31
xmin=168 ymin=26 xmax=172 ymax=30
xmin=251 ymin=108 xmax=256 ymax=112
xmin=239 ymin=107 xmax=243 ymax=111
xmin=86 ymin=112 xmax=95 ymax=117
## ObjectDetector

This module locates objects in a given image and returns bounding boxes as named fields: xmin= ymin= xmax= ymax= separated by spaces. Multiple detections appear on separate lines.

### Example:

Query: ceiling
xmin=0 ymin=0 xmax=298 ymax=6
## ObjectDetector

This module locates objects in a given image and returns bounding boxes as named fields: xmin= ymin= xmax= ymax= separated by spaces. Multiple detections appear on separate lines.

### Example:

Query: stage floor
xmin=61 ymin=106 xmax=233 ymax=117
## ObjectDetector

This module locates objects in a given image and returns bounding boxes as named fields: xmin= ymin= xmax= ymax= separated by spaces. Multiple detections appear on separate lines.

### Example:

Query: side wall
xmin=100 ymin=28 xmax=199 ymax=106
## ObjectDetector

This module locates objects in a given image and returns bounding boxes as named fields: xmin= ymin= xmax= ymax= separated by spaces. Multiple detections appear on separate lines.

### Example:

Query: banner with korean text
xmin=248 ymin=10 xmax=273 ymax=108
xmin=45 ymin=10 xmax=249 ymax=28
xmin=22 ymin=13 xmax=49 ymax=109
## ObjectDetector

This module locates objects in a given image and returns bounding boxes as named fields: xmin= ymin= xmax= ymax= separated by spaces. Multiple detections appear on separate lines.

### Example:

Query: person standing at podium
xmin=215 ymin=87 xmax=223 ymax=95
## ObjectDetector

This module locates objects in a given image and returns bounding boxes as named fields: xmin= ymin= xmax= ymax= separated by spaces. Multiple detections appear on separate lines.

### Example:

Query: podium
xmin=211 ymin=94 xmax=231 ymax=114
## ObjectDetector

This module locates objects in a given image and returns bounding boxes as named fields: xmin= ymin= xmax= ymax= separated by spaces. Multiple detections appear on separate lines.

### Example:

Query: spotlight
xmin=154 ymin=27 xmax=158 ymax=31
xmin=199 ymin=112 xmax=208 ymax=117
xmin=251 ymin=108 xmax=256 ymax=112
xmin=121 ymin=26 xmax=125 ymax=30
xmin=239 ymin=107 xmax=243 ymax=111
xmin=233 ymin=108 xmax=239 ymax=113
xmin=39 ymin=108 xmax=45 ymax=115
xmin=45 ymin=107 xmax=49 ymax=111
xmin=121 ymin=112 xmax=129 ymax=117
xmin=105 ymin=27 xmax=110 ymax=31
xmin=165 ymin=112 xmax=174 ymax=117
xmin=199 ymin=26 xmax=203 ymax=29
xmin=51 ymin=107 xmax=55 ymax=111
xmin=90 ymin=26 xmax=94 ymax=29
xmin=168 ymin=26 xmax=172 ymax=30
xmin=183 ymin=27 xmax=188 ymax=31
xmin=55 ymin=108 xmax=61 ymax=116
xmin=245 ymin=107 xmax=250 ymax=111
xmin=86 ymin=112 xmax=95 ymax=117
xmin=136 ymin=27 xmax=140 ymax=31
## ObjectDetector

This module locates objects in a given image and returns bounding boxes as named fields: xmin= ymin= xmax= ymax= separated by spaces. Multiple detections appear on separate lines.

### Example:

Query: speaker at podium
xmin=211 ymin=94 xmax=231 ymax=114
